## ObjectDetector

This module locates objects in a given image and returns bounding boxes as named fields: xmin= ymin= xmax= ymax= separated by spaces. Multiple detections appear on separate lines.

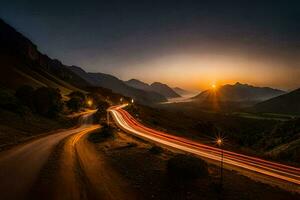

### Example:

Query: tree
xmin=66 ymin=97 xmax=83 ymax=112
xmin=33 ymin=87 xmax=63 ymax=117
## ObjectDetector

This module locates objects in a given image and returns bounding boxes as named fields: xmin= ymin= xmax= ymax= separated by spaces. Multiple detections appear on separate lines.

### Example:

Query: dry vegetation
xmin=88 ymin=124 xmax=299 ymax=200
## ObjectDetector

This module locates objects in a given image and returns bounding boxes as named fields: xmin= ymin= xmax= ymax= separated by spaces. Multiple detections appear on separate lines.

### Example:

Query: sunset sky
xmin=1 ymin=0 xmax=299 ymax=91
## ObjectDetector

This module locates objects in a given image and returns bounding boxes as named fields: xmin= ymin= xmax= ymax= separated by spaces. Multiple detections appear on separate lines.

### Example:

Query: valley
xmin=0 ymin=2 xmax=300 ymax=199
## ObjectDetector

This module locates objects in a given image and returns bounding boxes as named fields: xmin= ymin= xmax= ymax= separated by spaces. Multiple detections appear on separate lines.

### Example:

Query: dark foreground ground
xmin=91 ymin=128 xmax=300 ymax=200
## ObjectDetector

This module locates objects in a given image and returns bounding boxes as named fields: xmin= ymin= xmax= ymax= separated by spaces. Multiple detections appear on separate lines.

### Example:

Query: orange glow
xmin=125 ymin=53 xmax=298 ymax=91
xmin=87 ymin=100 xmax=93 ymax=106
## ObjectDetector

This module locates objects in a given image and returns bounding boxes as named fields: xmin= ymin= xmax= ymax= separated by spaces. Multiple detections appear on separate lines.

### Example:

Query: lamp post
xmin=217 ymin=138 xmax=224 ymax=190
xmin=106 ymin=110 xmax=110 ymax=125
xmin=87 ymin=99 xmax=93 ymax=107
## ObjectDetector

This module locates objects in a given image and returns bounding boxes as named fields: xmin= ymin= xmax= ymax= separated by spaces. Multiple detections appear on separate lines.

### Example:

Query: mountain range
xmin=193 ymin=82 xmax=285 ymax=103
xmin=68 ymin=67 xmax=167 ymax=103
xmin=1 ymin=18 xmax=299 ymax=113
xmin=125 ymin=79 xmax=180 ymax=98
xmin=0 ymin=18 xmax=168 ymax=104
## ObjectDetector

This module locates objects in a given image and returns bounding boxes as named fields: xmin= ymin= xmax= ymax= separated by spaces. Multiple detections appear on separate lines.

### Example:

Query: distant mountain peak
xmin=125 ymin=80 xmax=180 ymax=98
xmin=150 ymin=82 xmax=180 ymax=98
xmin=235 ymin=82 xmax=246 ymax=85
xmin=193 ymin=82 xmax=285 ymax=103
xmin=172 ymin=87 xmax=192 ymax=96
xmin=127 ymin=78 xmax=144 ymax=83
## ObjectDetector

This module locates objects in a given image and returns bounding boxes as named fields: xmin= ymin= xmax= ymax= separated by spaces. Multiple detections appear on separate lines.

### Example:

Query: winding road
xmin=109 ymin=104 xmax=300 ymax=192
xmin=0 ymin=104 xmax=299 ymax=199
xmin=0 ymin=110 xmax=99 ymax=200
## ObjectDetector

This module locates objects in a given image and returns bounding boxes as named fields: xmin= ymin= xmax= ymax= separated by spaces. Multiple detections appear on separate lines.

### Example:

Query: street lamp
xmin=87 ymin=99 xmax=93 ymax=107
xmin=131 ymin=99 xmax=134 ymax=104
xmin=216 ymin=137 xmax=224 ymax=190
xmin=106 ymin=110 xmax=110 ymax=125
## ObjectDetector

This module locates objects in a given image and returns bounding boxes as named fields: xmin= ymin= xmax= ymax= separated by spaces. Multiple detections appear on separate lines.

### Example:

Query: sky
xmin=1 ymin=0 xmax=299 ymax=91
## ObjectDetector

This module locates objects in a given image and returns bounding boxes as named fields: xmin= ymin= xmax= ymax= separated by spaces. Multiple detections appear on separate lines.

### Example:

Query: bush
xmin=167 ymin=154 xmax=208 ymax=180
xmin=33 ymin=87 xmax=63 ymax=118
xmin=88 ymin=123 xmax=114 ymax=143
xmin=66 ymin=97 xmax=83 ymax=112
xmin=93 ymin=99 xmax=110 ymax=122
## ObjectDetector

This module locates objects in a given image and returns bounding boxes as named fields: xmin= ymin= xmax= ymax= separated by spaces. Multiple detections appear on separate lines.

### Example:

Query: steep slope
xmin=68 ymin=66 xmax=167 ymax=104
xmin=0 ymin=18 xmax=89 ymax=95
xmin=150 ymin=82 xmax=180 ymax=98
xmin=252 ymin=88 xmax=300 ymax=115
xmin=193 ymin=82 xmax=285 ymax=103
xmin=0 ymin=19 xmax=162 ymax=104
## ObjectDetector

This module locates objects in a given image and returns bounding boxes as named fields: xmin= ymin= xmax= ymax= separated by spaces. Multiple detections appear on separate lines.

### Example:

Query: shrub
xmin=33 ymin=87 xmax=63 ymax=117
xmin=66 ymin=97 xmax=83 ymax=112
xmin=93 ymin=99 xmax=110 ymax=122
xmin=167 ymin=154 xmax=208 ymax=180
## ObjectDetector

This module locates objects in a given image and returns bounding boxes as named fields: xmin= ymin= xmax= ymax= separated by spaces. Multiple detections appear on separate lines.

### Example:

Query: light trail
xmin=108 ymin=105 xmax=300 ymax=188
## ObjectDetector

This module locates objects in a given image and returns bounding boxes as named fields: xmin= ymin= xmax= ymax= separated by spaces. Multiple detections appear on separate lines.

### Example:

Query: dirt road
xmin=0 ymin=111 xmax=97 ymax=200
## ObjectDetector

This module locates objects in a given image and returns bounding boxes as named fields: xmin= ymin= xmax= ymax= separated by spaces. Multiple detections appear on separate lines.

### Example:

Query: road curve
xmin=54 ymin=123 xmax=135 ymax=200
xmin=108 ymin=105 xmax=300 ymax=192
xmin=0 ymin=111 xmax=96 ymax=200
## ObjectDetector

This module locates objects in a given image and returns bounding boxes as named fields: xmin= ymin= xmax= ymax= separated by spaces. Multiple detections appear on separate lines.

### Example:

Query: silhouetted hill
xmin=150 ymin=82 xmax=180 ymax=98
xmin=68 ymin=67 xmax=167 ymax=104
xmin=125 ymin=79 xmax=153 ymax=91
xmin=0 ymin=19 xmax=165 ymax=104
xmin=125 ymin=79 xmax=181 ymax=98
xmin=0 ymin=18 xmax=90 ymax=95
xmin=193 ymin=82 xmax=285 ymax=103
xmin=172 ymin=87 xmax=191 ymax=96
xmin=252 ymin=88 xmax=300 ymax=115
